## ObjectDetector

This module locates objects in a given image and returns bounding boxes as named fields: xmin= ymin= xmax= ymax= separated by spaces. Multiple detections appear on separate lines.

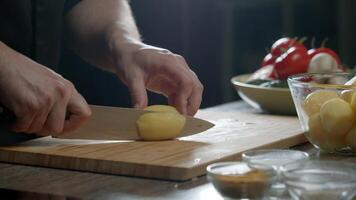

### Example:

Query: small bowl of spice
xmin=207 ymin=161 xmax=277 ymax=199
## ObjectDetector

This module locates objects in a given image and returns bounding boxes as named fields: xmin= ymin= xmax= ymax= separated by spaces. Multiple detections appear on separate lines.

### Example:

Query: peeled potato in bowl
xmin=303 ymin=90 xmax=338 ymax=116
xmin=288 ymin=73 xmax=356 ymax=154
xmin=319 ymin=98 xmax=355 ymax=137
xmin=136 ymin=105 xmax=186 ymax=141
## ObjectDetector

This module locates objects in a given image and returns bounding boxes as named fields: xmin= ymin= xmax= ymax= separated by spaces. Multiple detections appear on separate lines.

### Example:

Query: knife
xmin=0 ymin=105 xmax=214 ymax=140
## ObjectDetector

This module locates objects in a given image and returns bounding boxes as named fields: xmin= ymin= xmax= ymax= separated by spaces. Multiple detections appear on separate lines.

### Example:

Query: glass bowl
xmin=242 ymin=149 xmax=310 ymax=197
xmin=288 ymin=73 xmax=356 ymax=154
xmin=242 ymin=149 xmax=309 ymax=170
xmin=281 ymin=160 xmax=356 ymax=200
xmin=206 ymin=161 xmax=277 ymax=199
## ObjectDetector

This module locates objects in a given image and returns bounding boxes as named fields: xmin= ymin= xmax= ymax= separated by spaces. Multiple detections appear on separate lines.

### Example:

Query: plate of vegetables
xmin=231 ymin=37 xmax=344 ymax=115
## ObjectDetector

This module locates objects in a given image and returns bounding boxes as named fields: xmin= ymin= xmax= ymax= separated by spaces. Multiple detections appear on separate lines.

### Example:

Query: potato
xmin=340 ymin=90 xmax=355 ymax=103
xmin=308 ymin=113 xmax=346 ymax=151
xmin=346 ymin=127 xmax=356 ymax=150
xmin=320 ymin=98 xmax=355 ymax=137
xmin=322 ymin=131 xmax=347 ymax=151
xmin=349 ymin=92 xmax=356 ymax=111
xmin=308 ymin=114 xmax=326 ymax=146
xmin=303 ymin=90 xmax=338 ymax=116
xmin=308 ymin=114 xmax=346 ymax=151
xmin=136 ymin=105 xmax=186 ymax=141
xmin=144 ymin=105 xmax=179 ymax=113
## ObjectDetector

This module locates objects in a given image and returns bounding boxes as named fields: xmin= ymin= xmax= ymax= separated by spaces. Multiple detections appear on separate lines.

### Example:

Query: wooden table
xmin=0 ymin=101 xmax=355 ymax=200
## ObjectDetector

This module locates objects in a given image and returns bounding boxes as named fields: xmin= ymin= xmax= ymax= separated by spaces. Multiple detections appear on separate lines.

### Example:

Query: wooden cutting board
xmin=0 ymin=110 xmax=306 ymax=181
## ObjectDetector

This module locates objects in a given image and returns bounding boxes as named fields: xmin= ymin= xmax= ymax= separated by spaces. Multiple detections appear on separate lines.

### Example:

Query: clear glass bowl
xmin=288 ymin=73 xmax=356 ymax=155
xmin=281 ymin=160 xmax=356 ymax=200
xmin=242 ymin=149 xmax=310 ymax=198
xmin=206 ymin=161 xmax=277 ymax=199
xmin=242 ymin=149 xmax=310 ymax=170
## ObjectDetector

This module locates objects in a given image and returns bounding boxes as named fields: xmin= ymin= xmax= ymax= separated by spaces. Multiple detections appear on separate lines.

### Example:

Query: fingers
xmin=26 ymin=105 xmax=51 ymax=133
xmin=127 ymin=71 xmax=148 ymax=109
xmin=168 ymin=73 xmax=203 ymax=116
xmin=10 ymin=110 xmax=36 ymax=133
xmin=9 ymin=100 xmax=46 ymax=133
xmin=63 ymin=90 xmax=91 ymax=133
xmin=115 ymin=47 xmax=203 ymax=115
xmin=165 ymin=56 xmax=203 ymax=116
xmin=177 ymin=59 xmax=203 ymax=116
xmin=37 ymin=82 xmax=73 ymax=136
xmin=38 ymin=101 xmax=67 ymax=136
xmin=8 ymin=80 xmax=90 ymax=136
xmin=187 ymin=71 xmax=204 ymax=116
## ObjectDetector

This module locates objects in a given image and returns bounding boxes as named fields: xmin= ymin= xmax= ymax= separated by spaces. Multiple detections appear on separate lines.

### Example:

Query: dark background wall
xmin=59 ymin=0 xmax=356 ymax=108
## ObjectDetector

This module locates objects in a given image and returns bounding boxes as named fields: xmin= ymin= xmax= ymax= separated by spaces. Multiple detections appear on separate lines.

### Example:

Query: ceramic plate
xmin=230 ymin=74 xmax=296 ymax=115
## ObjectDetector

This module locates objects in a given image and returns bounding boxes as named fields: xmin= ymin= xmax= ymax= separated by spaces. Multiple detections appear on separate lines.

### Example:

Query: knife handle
xmin=0 ymin=104 xmax=71 ymax=125
xmin=0 ymin=105 xmax=16 ymax=124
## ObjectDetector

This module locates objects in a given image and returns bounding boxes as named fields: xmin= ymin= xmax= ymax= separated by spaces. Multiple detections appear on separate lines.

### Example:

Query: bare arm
xmin=65 ymin=0 xmax=203 ymax=116
xmin=65 ymin=0 xmax=140 ymax=72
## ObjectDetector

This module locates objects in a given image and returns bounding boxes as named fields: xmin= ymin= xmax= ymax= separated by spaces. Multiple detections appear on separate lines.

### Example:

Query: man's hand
xmin=112 ymin=44 xmax=203 ymax=116
xmin=0 ymin=42 xmax=91 ymax=135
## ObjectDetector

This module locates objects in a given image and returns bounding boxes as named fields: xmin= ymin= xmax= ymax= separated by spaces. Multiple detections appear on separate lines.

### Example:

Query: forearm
xmin=65 ymin=0 xmax=142 ymax=72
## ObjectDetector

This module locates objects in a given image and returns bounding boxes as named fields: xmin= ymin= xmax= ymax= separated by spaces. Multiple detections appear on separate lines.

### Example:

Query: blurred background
xmin=59 ymin=0 xmax=356 ymax=108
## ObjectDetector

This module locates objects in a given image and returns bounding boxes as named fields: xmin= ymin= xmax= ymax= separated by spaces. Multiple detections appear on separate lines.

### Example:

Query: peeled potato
xmin=349 ymin=92 xmax=356 ymax=111
xmin=308 ymin=114 xmax=326 ymax=147
xmin=136 ymin=105 xmax=186 ymax=141
xmin=322 ymin=131 xmax=347 ymax=151
xmin=303 ymin=90 xmax=338 ymax=116
xmin=320 ymin=98 xmax=355 ymax=137
xmin=308 ymin=113 xmax=347 ymax=151
xmin=340 ymin=90 xmax=355 ymax=103
xmin=144 ymin=105 xmax=179 ymax=113
xmin=346 ymin=127 xmax=356 ymax=150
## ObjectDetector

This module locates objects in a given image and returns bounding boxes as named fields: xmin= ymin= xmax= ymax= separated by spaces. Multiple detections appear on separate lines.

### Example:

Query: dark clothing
xmin=0 ymin=0 xmax=68 ymax=70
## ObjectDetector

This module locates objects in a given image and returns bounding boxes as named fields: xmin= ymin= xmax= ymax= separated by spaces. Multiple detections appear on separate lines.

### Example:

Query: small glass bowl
xmin=207 ymin=161 xmax=277 ymax=199
xmin=288 ymin=73 xmax=356 ymax=155
xmin=281 ymin=160 xmax=356 ymax=200
xmin=242 ymin=149 xmax=310 ymax=170
xmin=242 ymin=149 xmax=310 ymax=198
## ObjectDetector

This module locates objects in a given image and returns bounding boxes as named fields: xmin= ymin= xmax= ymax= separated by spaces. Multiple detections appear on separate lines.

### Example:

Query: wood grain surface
xmin=0 ymin=110 xmax=306 ymax=181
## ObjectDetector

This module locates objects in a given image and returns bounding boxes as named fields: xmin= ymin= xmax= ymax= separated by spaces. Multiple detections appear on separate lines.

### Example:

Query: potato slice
xmin=340 ymin=90 xmax=355 ymax=103
xmin=136 ymin=105 xmax=186 ymax=141
xmin=144 ymin=105 xmax=179 ymax=113
xmin=346 ymin=127 xmax=356 ymax=150
xmin=320 ymin=98 xmax=355 ymax=137
xmin=303 ymin=90 xmax=338 ymax=116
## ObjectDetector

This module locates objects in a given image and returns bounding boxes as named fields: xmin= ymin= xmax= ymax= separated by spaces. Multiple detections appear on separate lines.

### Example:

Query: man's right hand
xmin=0 ymin=41 xmax=91 ymax=136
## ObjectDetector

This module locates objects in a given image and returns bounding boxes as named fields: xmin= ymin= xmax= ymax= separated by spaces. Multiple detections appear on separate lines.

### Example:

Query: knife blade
xmin=57 ymin=105 xmax=214 ymax=140
xmin=0 ymin=105 xmax=214 ymax=140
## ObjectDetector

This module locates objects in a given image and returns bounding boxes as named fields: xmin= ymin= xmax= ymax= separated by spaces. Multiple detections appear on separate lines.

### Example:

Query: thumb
xmin=63 ymin=90 xmax=92 ymax=133
xmin=127 ymin=74 xmax=148 ymax=109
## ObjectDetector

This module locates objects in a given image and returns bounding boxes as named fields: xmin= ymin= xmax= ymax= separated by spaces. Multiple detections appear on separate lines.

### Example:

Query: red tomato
xmin=261 ymin=53 xmax=277 ymax=67
xmin=307 ymin=48 xmax=341 ymax=65
xmin=271 ymin=37 xmax=307 ymax=57
xmin=275 ymin=47 xmax=310 ymax=80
